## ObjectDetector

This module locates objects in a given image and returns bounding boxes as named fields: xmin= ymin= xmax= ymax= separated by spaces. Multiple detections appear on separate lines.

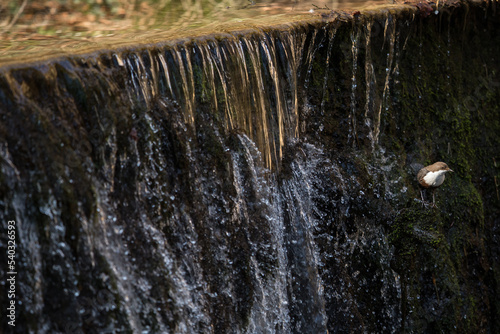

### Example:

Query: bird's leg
xmin=431 ymin=189 xmax=438 ymax=208
xmin=420 ymin=189 xmax=426 ymax=206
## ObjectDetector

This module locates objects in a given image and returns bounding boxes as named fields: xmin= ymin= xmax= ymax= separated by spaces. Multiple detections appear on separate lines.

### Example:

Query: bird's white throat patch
xmin=423 ymin=170 xmax=447 ymax=187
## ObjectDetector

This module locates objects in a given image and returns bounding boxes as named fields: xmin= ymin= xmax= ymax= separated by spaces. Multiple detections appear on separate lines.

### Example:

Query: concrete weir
xmin=0 ymin=1 xmax=499 ymax=333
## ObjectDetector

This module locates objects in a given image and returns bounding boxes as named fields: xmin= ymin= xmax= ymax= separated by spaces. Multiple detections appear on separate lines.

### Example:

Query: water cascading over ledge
xmin=1 ymin=1 xmax=499 ymax=333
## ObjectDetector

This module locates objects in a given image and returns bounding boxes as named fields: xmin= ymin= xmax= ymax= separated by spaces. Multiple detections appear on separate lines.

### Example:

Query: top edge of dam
xmin=0 ymin=2 xmax=434 ymax=69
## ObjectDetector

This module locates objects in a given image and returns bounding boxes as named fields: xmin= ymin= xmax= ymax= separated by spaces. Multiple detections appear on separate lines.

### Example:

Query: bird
xmin=417 ymin=162 xmax=453 ymax=207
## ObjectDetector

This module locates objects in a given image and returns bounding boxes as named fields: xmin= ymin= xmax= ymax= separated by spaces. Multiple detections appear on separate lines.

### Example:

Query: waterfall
xmin=1 ymin=3 xmax=499 ymax=333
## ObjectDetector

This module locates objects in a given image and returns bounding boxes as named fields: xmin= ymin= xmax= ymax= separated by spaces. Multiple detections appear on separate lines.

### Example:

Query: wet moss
xmin=297 ymin=3 xmax=500 ymax=332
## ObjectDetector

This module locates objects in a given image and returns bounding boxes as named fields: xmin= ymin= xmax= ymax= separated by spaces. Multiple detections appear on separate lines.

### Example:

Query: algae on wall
xmin=390 ymin=5 xmax=499 ymax=332
xmin=299 ymin=2 xmax=500 ymax=332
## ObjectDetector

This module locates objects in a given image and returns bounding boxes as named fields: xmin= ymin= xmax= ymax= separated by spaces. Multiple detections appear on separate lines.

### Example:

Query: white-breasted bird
xmin=417 ymin=161 xmax=453 ymax=207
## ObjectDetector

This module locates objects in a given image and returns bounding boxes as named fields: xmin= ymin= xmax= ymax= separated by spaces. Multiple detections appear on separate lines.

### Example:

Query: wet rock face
xmin=1 ymin=2 xmax=500 ymax=333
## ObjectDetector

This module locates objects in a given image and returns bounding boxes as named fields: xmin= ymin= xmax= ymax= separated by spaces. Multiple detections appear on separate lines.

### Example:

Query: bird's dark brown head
xmin=428 ymin=161 xmax=453 ymax=173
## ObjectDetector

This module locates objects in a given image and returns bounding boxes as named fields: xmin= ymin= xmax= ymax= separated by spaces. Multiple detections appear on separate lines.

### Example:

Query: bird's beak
xmin=448 ymin=169 xmax=454 ymax=172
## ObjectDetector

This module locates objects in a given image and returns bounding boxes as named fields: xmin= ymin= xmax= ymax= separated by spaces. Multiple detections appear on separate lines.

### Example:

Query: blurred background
xmin=0 ymin=0 xmax=385 ymax=39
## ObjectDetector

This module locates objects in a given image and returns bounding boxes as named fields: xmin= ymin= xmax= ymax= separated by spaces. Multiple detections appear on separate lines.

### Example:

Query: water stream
xmin=1 ymin=2 xmax=499 ymax=333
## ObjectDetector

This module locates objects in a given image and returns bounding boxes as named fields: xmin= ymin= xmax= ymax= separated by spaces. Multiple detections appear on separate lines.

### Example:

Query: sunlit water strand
xmin=364 ymin=21 xmax=376 ymax=147
xmin=349 ymin=28 xmax=362 ymax=147
xmin=3 ymin=7 xmax=495 ymax=332
xmin=373 ymin=16 xmax=396 ymax=146
xmin=320 ymin=26 xmax=337 ymax=118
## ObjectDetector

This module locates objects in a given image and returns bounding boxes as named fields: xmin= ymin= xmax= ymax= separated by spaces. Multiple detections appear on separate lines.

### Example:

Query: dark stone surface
xmin=0 ymin=1 xmax=499 ymax=333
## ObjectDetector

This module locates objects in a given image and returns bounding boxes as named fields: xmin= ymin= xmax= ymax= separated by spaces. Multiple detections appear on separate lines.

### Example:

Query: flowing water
xmin=1 ymin=2 xmax=499 ymax=333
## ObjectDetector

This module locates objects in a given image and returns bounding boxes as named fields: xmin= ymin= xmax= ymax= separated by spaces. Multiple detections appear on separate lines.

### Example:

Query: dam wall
xmin=0 ymin=1 xmax=499 ymax=333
